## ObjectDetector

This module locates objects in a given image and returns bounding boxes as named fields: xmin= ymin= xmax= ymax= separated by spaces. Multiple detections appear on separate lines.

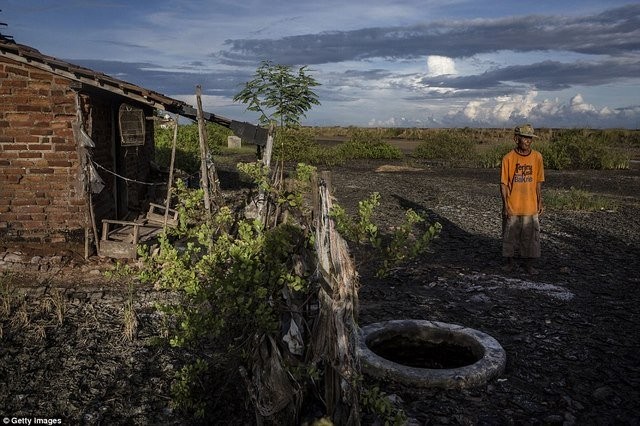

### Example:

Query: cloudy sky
xmin=3 ymin=0 xmax=640 ymax=128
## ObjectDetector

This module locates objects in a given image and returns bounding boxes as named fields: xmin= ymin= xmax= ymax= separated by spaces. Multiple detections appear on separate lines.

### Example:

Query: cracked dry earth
xmin=1 ymin=158 xmax=640 ymax=425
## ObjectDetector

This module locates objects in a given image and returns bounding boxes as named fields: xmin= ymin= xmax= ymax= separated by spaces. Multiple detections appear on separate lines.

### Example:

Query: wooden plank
xmin=98 ymin=240 xmax=137 ymax=259
xmin=147 ymin=203 xmax=178 ymax=227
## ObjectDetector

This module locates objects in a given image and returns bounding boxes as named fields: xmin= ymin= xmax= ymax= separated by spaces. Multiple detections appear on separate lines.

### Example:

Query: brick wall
xmin=0 ymin=56 xmax=86 ymax=245
xmin=0 ymin=56 xmax=158 ymax=251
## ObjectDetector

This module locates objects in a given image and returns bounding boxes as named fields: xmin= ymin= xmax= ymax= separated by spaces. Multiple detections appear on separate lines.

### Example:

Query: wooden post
xmin=163 ymin=114 xmax=179 ymax=229
xmin=254 ymin=124 xmax=275 ymax=223
xmin=262 ymin=123 xmax=275 ymax=168
xmin=195 ymin=85 xmax=212 ymax=217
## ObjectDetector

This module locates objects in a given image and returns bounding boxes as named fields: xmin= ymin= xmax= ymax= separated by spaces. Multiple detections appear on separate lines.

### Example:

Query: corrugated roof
xmin=0 ymin=37 xmax=231 ymax=127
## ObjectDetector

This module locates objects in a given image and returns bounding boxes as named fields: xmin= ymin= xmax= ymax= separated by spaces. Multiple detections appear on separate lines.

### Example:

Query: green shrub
xmin=274 ymin=127 xmax=401 ymax=166
xmin=273 ymin=126 xmax=319 ymax=162
xmin=538 ymin=129 xmax=630 ymax=170
xmin=335 ymin=129 xmax=403 ymax=160
xmin=477 ymin=143 xmax=513 ymax=168
xmin=330 ymin=192 xmax=441 ymax=277
xmin=545 ymin=187 xmax=617 ymax=211
xmin=413 ymin=131 xmax=477 ymax=166
xmin=155 ymin=123 xmax=232 ymax=174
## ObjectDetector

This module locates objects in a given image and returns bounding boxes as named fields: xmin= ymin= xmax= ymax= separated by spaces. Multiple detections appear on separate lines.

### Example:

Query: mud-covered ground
xmin=1 ymin=156 xmax=639 ymax=425
xmin=331 ymin=160 xmax=640 ymax=425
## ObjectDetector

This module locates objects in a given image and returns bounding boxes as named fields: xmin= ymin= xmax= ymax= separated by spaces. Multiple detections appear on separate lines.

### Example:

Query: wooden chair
xmin=98 ymin=203 xmax=179 ymax=259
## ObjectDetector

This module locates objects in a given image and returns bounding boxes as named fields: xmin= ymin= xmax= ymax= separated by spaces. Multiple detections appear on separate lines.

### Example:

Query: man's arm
xmin=500 ymin=183 xmax=512 ymax=218
xmin=536 ymin=182 xmax=544 ymax=215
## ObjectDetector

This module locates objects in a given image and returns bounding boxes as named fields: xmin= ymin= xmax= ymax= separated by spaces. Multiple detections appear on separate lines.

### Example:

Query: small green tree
xmin=233 ymin=60 xmax=321 ymax=127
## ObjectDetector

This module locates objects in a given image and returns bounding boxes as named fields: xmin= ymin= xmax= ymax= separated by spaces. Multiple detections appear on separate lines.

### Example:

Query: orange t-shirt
xmin=501 ymin=149 xmax=544 ymax=215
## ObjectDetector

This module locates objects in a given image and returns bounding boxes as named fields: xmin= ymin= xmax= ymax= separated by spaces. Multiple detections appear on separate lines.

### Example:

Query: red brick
xmin=33 ymin=121 xmax=51 ymax=128
xmin=48 ymin=184 xmax=73 ymax=192
xmin=54 ymin=144 xmax=76 ymax=152
xmin=21 ymin=221 xmax=47 ymax=230
xmin=42 ymin=206 xmax=66 ymax=214
xmin=29 ymin=72 xmax=52 ymax=81
xmin=52 ymin=168 xmax=72 ymax=175
xmin=3 ymin=80 xmax=27 ymax=88
xmin=0 ymin=167 xmax=23 ymax=175
xmin=42 ymin=152 xmax=71 ymax=160
xmin=4 ymin=112 xmax=29 ymax=121
xmin=18 ymin=151 xmax=43 ymax=158
xmin=10 ymin=199 xmax=34 ymax=206
xmin=12 ymin=205 xmax=44 ymax=213
xmin=17 ymin=105 xmax=53 ymax=113
xmin=29 ymin=168 xmax=54 ymax=174
xmin=46 ymin=160 xmax=71 ymax=167
xmin=15 ymin=136 xmax=41 ymax=144
xmin=28 ymin=144 xmax=52 ymax=151
xmin=50 ymin=136 xmax=68 ymax=144
xmin=5 ymin=66 xmax=29 ymax=77
xmin=27 ymin=81 xmax=53 ymax=91
xmin=30 ymin=130 xmax=54 ymax=138
xmin=2 ymin=144 xmax=28 ymax=150
xmin=12 ymin=159 xmax=47 ymax=167
xmin=53 ymin=77 xmax=71 ymax=85
xmin=0 ymin=152 xmax=19 ymax=160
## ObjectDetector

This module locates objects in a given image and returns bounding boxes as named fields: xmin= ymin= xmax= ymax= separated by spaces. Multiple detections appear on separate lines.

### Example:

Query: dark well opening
xmin=368 ymin=334 xmax=482 ymax=369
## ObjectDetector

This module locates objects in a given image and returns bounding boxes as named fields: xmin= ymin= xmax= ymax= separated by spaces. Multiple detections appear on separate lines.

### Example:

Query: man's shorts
xmin=502 ymin=214 xmax=540 ymax=258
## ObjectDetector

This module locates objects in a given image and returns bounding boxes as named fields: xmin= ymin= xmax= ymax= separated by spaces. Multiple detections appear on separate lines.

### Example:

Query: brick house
xmin=0 ymin=36 xmax=259 ymax=255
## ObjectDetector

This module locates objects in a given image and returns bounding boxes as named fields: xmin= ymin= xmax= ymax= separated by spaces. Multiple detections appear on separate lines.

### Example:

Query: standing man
xmin=501 ymin=124 xmax=545 ymax=274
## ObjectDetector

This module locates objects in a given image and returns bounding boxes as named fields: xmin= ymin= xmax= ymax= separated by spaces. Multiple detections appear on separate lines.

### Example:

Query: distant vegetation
xmin=154 ymin=122 xmax=233 ymax=174
xmin=544 ymin=187 xmax=618 ymax=211
xmin=313 ymin=127 xmax=636 ymax=170
xmin=155 ymin=125 xmax=638 ymax=171
xmin=273 ymin=127 xmax=402 ymax=166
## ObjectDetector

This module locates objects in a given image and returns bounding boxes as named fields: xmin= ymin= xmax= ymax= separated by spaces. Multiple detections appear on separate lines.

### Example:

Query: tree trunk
xmin=310 ymin=171 xmax=361 ymax=425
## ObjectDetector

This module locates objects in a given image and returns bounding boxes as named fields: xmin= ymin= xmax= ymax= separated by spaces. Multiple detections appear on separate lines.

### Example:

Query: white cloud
xmin=569 ymin=94 xmax=597 ymax=113
xmin=443 ymin=90 xmax=637 ymax=128
xmin=426 ymin=55 xmax=457 ymax=76
xmin=172 ymin=94 xmax=237 ymax=110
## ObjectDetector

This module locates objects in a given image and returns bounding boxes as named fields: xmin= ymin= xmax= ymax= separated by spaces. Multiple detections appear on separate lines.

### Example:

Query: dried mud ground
xmin=331 ymin=160 xmax=640 ymax=425
xmin=2 ymin=156 xmax=640 ymax=425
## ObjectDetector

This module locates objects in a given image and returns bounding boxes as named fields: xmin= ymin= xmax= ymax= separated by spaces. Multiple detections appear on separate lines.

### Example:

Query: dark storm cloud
xmin=71 ymin=59 xmax=251 ymax=97
xmin=343 ymin=68 xmax=393 ymax=80
xmin=417 ymin=58 xmax=640 ymax=91
xmin=93 ymin=40 xmax=148 ymax=50
xmin=218 ymin=5 xmax=640 ymax=66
